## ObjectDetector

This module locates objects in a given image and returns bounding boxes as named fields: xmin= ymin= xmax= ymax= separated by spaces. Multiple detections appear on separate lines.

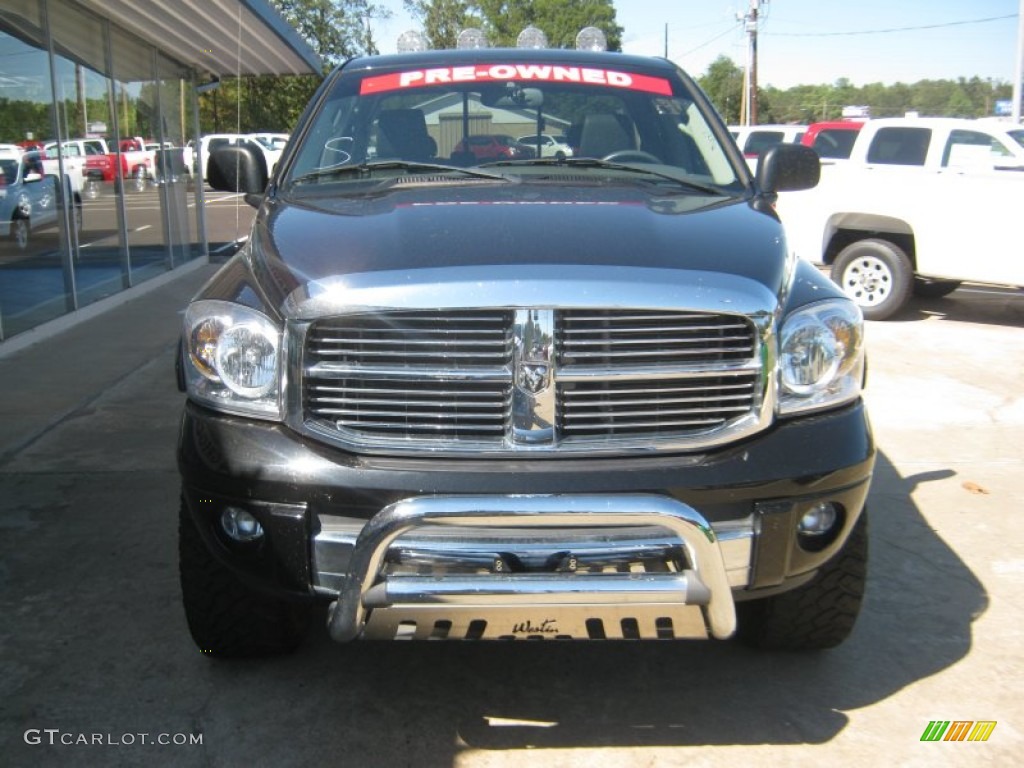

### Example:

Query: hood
xmin=250 ymin=181 xmax=789 ymax=315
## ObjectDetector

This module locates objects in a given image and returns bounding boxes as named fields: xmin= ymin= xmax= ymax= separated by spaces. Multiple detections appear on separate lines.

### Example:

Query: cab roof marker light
xmin=457 ymin=28 xmax=488 ymax=49
xmin=396 ymin=30 xmax=429 ymax=53
xmin=516 ymin=26 xmax=548 ymax=49
xmin=575 ymin=27 xmax=607 ymax=52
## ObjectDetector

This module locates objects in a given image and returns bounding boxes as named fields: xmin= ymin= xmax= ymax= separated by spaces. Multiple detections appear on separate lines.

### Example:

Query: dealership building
xmin=0 ymin=0 xmax=319 ymax=346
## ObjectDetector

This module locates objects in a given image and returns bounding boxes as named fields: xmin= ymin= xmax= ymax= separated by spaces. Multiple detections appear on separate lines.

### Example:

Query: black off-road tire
xmin=831 ymin=238 xmax=913 ymax=320
xmin=736 ymin=511 xmax=868 ymax=651
xmin=178 ymin=498 xmax=310 ymax=658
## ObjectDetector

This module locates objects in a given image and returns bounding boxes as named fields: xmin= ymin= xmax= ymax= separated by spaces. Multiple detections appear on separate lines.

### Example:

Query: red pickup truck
xmin=79 ymin=137 xmax=153 ymax=196
xmin=800 ymin=121 xmax=864 ymax=160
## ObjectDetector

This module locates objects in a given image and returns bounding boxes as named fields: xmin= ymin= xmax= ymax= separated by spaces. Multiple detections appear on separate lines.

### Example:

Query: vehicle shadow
xmin=202 ymin=449 xmax=985 ymax=762
xmin=888 ymin=286 xmax=1024 ymax=328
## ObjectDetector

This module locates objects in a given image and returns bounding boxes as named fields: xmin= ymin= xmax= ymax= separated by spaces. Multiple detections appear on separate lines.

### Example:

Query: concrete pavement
xmin=0 ymin=272 xmax=1021 ymax=767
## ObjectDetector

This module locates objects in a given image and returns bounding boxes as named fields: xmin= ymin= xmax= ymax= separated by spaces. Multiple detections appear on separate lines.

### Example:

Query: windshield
xmin=285 ymin=59 xmax=742 ymax=192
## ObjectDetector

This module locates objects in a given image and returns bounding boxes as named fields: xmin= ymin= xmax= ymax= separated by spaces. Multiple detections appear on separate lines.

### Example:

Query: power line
xmin=678 ymin=21 xmax=743 ymax=58
xmin=770 ymin=14 xmax=1016 ymax=38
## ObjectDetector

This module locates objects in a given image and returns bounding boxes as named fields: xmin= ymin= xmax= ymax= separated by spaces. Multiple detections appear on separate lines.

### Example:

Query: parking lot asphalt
xmin=0 ymin=270 xmax=1021 ymax=767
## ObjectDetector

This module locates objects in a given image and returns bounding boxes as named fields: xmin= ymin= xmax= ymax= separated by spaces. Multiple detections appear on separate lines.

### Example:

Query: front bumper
xmin=178 ymin=399 xmax=874 ymax=640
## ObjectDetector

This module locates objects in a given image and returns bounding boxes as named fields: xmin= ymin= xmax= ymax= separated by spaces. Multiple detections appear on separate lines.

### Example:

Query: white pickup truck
xmin=777 ymin=117 xmax=1024 ymax=319
xmin=39 ymin=142 xmax=86 ymax=194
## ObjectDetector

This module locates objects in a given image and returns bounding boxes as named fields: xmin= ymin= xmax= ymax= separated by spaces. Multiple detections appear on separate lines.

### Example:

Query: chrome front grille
xmin=305 ymin=311 xmax=513 ymax=367
xmin=306 ymin=378 xmax=512 ymax=438
xmin=559 ymin=374 xmax=759 ymax=438
xmin=304 ymin=310 xmax=514 ymax=439
xmin=558 ymin=310 xmax=756 ymax=365
xmin=300 ymin=308 xmax=765 ymax=454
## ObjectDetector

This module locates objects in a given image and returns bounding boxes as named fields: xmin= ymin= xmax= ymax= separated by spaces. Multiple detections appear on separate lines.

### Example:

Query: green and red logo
xmin=920 ymin=721 xmax=997 ymax=742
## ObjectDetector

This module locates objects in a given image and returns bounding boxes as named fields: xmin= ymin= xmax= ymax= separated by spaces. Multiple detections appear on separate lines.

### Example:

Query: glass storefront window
xmin=0 ymin=0 xmax=202 ymax=342
xmin=0 ymin=0 xmax=67 ymax=338
xmin=111 ymin=27 xmax=168 ymax=288
xmin=49 ymin=0 xmax=125 ymax=308
xmin=156 ymin=54 xmax=200 ymax=268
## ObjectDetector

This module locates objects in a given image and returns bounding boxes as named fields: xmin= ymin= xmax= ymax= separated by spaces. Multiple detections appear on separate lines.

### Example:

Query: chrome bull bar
xmin=325 ymin=495 xmax=737 ymax=642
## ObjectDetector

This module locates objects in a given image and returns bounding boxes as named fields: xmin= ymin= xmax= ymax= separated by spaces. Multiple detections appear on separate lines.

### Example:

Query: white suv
xmin=516 ymin=133 xmax=573 ymax=159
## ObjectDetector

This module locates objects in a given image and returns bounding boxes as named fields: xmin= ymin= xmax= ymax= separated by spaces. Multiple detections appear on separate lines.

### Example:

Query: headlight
xmin=182 ymin=300 xmax=282 ymax=420
xmin=778 ymin=299 xmax=864 ymax=415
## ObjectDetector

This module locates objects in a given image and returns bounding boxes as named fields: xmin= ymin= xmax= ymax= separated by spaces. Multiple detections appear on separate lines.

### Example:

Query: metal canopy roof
xmin=76 ymin=0 xmax=321 ymax=77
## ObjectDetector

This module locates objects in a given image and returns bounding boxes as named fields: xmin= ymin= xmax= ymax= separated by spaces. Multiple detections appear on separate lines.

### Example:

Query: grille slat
xmin=313 ymin=336 xmax=510 ymax=345
xmin=561 ymin=323 xmax=748 ymax=334
xmin=310 ymin=348 xmax=511 ymax=360
xmin=564 ymin=405 xmax=751 ymax=420
xmin=314 ymin=396 xmax=507 ymax=408
xmin=563 ymin=346 xmax=753 ymax=359
xmin=316 ymin=406 xmax=509 ymax=418
xmin=565 ymin=334 xmax=751 ymax=345
xmin=303 ymin=308 xmax=762 ymax=449
xmin=334 ymin=420 xmax=507 ymax=433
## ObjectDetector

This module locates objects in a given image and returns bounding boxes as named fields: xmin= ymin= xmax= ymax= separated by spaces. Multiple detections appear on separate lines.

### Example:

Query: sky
xmin=372 ymin=0 xmax=1022 ymax=89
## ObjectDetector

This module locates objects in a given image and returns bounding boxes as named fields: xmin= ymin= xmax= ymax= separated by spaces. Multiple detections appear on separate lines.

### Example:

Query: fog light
xmin=221 ymin=507 xmax=264 ymax=542
xmin=798 ymin=502 xmax=838 ymax=536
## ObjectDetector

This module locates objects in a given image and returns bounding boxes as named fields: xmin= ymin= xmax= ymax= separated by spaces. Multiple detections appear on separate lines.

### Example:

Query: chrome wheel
xmin=131 ymin=168 xmax=147 ymax=193
xmin=831 ymin=238 xmax=913 ymax=321
xmin=839 ymin=254 xmax=893 ymax=308
xmin=11 ymin=216 xmax=30 ymax=250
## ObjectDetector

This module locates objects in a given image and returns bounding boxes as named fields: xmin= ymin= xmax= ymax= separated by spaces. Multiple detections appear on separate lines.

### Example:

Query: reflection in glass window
xmin=0 ymin=0 xmax=204 ymax=342
xmin=0 ymin=2 xmax=67 ymax=338
xmin=50 ymin=0 xmax=122 ymax=308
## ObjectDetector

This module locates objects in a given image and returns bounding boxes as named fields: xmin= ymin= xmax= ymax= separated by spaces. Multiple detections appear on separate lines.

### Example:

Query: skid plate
xmin=362 ymin=602 xmax=709 ymax=640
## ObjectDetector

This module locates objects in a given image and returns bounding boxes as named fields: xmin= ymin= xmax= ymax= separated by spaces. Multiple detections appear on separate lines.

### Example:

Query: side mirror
xmin=756 ymin=143 xmax=820 ymax=194
xmin=208 ymin=144 xmax=267 ymax=203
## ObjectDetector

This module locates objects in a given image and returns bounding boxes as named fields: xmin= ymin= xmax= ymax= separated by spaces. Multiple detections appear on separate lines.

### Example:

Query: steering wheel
xmin=602 ymin=149 xmax=661 ymax=164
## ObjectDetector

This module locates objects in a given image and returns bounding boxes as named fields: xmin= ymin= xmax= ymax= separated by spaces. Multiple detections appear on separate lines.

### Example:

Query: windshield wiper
xmin=479 ymin=157 xmax=726 ymax=195
xmin=292 ymin=160 xmax=509 ymax=185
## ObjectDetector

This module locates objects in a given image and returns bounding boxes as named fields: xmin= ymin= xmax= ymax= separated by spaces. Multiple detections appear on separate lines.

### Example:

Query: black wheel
xmin=178 ymin=497 xmax=310 ymax=657
xmin=831 ymin=238 xmax=913 ymax=320
xmin=736 ymin=511 xmax=868 ymax=651
xmin=913 ymin=277 xmax=961 ymax=299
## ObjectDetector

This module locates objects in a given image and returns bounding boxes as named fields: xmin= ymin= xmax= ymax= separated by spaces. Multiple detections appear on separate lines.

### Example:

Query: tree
xmin=699 ymin=56 xmax=744 ymax=124
xmin=465 ymin=0 xmax=622 ymax=51
xmin=198 ymin=1 xmax=393 ymax=134
xmin=944 ymin=87 xmax=974 ymax=119
xmin=403 ymin=0 xmax=475 ymax=51
xmin=273 ymin=0 xmax=390 ymax=67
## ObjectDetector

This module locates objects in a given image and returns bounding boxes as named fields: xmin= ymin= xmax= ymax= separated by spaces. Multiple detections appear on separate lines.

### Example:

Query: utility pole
xmin=738 ymin=0 xmax=764 ymax=126
xmin=1014 ymin=0 xmax=1023 ymax=123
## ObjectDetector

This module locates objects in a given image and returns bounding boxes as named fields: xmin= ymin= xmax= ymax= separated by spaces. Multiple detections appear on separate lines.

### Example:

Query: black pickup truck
xmin=176 ymin=45 xmax=873 ymax=656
